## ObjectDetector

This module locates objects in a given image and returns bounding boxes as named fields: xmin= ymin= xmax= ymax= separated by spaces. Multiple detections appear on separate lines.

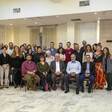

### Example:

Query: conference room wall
xmin=0 ymin=20 xmax=112 ymax=50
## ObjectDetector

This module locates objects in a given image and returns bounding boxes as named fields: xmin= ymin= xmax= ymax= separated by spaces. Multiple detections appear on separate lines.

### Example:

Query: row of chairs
xmin=20 ymin=76 xmax=94 ymax=92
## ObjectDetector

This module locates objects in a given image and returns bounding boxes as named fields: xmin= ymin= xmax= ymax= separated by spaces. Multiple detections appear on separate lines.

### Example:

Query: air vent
xmin=71 ymin=19 xmax=81 ymax=21
xmin=79 ymin=0 xmax=90 ymax=7
xmin=13 ymin=8 xmax=21 ymax=13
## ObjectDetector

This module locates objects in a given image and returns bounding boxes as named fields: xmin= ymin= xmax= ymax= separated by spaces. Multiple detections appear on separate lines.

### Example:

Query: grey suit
xmin=50 ymin=60 xmax=65 ymax=87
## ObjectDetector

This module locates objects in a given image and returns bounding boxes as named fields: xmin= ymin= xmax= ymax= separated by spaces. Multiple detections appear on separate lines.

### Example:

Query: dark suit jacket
xmin=34 ymin=52 xmax=44 ymax=64
xmin=71 ymin=50 xmax=82 ymax=64
xmin=81 ymin=62 xmax=95 ymax=76
xmin=50 ymin=60 xmax=65 ymax=74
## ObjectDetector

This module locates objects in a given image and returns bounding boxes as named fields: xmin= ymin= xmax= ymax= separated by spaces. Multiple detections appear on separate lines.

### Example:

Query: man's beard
xmin=10 ymin=47 xmax=13 ymax=49
xmin=27 ymin=60 xmax=31 ymax=62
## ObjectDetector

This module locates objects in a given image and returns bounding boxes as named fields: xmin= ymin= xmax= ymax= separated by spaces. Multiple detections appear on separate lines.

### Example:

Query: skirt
xmin=95 ymin=62 xmax=106 ymax=88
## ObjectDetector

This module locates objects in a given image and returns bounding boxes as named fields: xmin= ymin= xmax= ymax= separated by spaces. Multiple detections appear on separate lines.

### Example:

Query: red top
xmin=65 ymin=48 xmax=73 ymax=64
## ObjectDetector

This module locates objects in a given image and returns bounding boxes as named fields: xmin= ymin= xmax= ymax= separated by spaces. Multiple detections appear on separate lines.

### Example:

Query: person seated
xmin=80 ymin=55 xmax=95 ymax=93
xmin=65 ymin=54 xmax=81 ymax=95
xmin=21 ymin=54 xmax=40 ymax=91
xmin=50 ymin=53 xmax=65 ymax=91
xmin=37 ymin=55 xmax=51 ymax=91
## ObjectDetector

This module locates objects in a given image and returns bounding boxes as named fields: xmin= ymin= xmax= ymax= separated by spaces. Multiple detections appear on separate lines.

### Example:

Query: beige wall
xmin=5 ymin=26 xmax=30 ymax=46
xmin=77 ymin=22 xmax=97 ymax=47
xmin=101 ymin=20 xmax=112 ymax=53
xmin=0 ymin=20 xmax=112 ymax=51
xmin=57 ymin=24 xmax=67 ymax=48
xmin=0 ymin=25 xmax=5 ymax=43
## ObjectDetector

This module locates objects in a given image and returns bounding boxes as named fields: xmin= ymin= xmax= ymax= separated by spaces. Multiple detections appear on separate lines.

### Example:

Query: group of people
xmin=0 ymin=40 xmax=112 ymax=95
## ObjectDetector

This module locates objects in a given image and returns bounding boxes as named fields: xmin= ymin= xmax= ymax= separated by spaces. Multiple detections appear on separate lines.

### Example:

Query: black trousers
xmin=12 ymin=68 xmax=22 ymax=86
xmin=105 ymin=72 xmax=112 ymax=89
xmin=38 ymin=72 xmax=51 ymax=88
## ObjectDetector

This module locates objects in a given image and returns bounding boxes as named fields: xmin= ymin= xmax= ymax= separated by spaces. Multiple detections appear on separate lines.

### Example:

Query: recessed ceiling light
xmin=24 ymin=18 xmax=26 ymax=20
xmin=94 ymin=12 xmax=97 ymax=15
xmin=10 ymin=24 xmax=13 ymax=26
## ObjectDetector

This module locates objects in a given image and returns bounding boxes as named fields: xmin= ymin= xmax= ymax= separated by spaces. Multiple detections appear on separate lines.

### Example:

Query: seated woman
xmin=57 ymin=47 xmax=66 ymax=62
xmin=37 ymin=55 xmax=50 ymax=91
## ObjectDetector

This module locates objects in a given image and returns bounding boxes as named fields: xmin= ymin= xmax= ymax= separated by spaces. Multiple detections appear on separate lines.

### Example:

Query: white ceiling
xmin=0 ymin=10 xmax=112 ymax=26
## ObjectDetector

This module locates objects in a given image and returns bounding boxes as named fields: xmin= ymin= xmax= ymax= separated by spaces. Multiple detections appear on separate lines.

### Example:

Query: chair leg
xmin=92 ymin=84 xmax=95 ymax=93
xmin=20 ymin=80 xmax=23 ymax=90
xmin=25 ymin=81 xmax=27 ymax=92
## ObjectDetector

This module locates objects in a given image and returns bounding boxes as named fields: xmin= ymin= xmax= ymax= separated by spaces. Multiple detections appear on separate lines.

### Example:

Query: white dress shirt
xmin=66 ymin=61 xmax=81 ymax=74
xmin=56 ymin=61 xmax=60 ymax=72
xmin=6 ymin=49 xmax=13 ymax=56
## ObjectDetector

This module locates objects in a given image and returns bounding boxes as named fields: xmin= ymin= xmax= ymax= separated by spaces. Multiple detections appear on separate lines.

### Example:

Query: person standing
xmin=6 ymin=42 xmax=14 ymax=56
xmin=45 ymin=50 xmax=55 ymax=66
xmin=34 ymin=46 xmax=44 ymax=64
xmin=47 ymin=42 xmax=57 ymax=57
xmin=71 ymin=43 xmax=82 ymax=64
xmin=80 ymin=40 xmax=87 ymax=54
xmin=0 ymin=46 xmax=10 ymax=88
xmin=93 ymin=44 xmax=106 ymax=89
xmin=25 ymin=48 xmax=34 ymax=61
xmin=10 ymin=46 xmax=24 ymax=88
xmin=57 ymin=47 xmax=66 ymax=62
xmin=82 ymin=44 xmax=93 ymax=63
xmin=65 ymin=42 xmax=73 ymax=64
xmin=102 ymin=47 xmax=112 ymax=91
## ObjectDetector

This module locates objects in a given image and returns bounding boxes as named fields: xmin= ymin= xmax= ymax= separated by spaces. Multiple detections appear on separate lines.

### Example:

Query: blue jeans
xmin=80 ymin=74 xmax=95 ymax=89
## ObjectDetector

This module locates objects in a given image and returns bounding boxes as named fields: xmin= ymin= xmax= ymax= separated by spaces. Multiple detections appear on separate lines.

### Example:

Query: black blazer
xmin=50 ymin=60 xmax=65 ymax=74
xmin=81 ymin=62 xmax=95 ymax=76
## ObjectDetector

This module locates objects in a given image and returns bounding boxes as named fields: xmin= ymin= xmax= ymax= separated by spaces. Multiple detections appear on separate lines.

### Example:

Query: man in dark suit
xmin=80 ymin=55 xmax=95 ymax=93
xmin=50 ymin=53 xmax=65 ymax=91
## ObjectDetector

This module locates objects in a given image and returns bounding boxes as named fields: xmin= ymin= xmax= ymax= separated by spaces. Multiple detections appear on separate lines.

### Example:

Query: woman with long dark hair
xmin=25 ymin=48 xmax=34 ymax=61
xmin=92 ymin=43 xmax=97 ymax=53
xmin=82 ymin=44 xmax=93 ymax=63
xmin=57 ymin=47 xmax=66 ymax=62
xmin=11 ymin=46 xmax=24 ymax=88
xmin=102 ymin=47 xmax=112 ymax=91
